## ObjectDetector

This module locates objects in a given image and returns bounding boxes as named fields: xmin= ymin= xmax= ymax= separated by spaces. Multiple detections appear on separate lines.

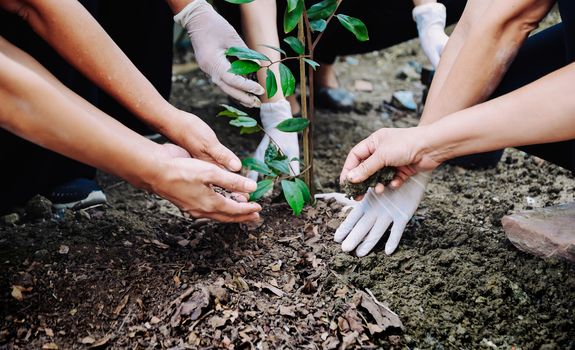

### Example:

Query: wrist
xmin=415 ymin=123 xmax=452 ymax=167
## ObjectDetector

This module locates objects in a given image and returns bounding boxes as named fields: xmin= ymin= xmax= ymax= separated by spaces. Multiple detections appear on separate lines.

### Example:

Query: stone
xmin=1 ymin=213 xmax=20 ymax=226
xmin=501 ymin=202 xmax=575 ymax=262
xmin=25 ymin=195 xmax=53 ymax=220
xmin=391 ymin=91 xmax=417 ymax=111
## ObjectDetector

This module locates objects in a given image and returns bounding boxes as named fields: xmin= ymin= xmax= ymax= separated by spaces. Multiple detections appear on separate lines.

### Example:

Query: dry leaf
xmin=338 ymin=317 xmax=350 ymax=332
xmin=42 ymin=343 xmax=58 ymax=350
xmin=151 ymin=239 xmax=169 ymax=249
xmin=340 ymin=331 xmax=359 ymax=349
xmin=283 ymin=275 xmax=296 ymax=293
xmin=80 ymin=336 xmax=96 ymax=345
xmin=58 ymin=245 xmax=69 ymax=255
xmin=113 ymin=295 xmax=129 ymax=316
xmin=150 ymin=316 xmax=161 ymax=325
xmin=279 ymin=305 xmax=295 ymax=317
xmin=270 ymin=260 xmax=282 ymax=272
xmin=44 ymin=328 xmax=54 ymax=337
xmin=356 ymin=290 xmax=403 ymax=331
xmin=208 ymin=316 xmax=227 ymax=329
xmin=177 ymin=239 xmax=190 ymax=247
xmin=344 ymin=309 xmax=363 ymax=333
xmin=170 ymin=288 xmax=209 ymax=327
xmin=89 ymin=334 xmax=111 ymax=348
xmin=335 ymin=286 xmax=349 ymax=298
xmin=11 ymin=285 xmax=24 ymax=301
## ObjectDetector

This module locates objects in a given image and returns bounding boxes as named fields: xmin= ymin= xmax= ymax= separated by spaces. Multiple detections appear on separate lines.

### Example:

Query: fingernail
xmin=229 ymin=158 xmax=242 ymax=171
xmin=245 ymin=179 xmax=257 ymax=192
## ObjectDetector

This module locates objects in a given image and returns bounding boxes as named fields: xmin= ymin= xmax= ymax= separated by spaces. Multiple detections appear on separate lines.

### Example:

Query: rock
xmin=391 ymin=91 xmax=417 ymax=111
xmin=501 ymin=202 xmax=575 ymax=262
xmin=395 ymin=64 xmax=421 ymax=81
xmin=353 ymin=80 xmax=373 ymax=92
xmin=1 ymin=213 xmax=20 ymax=225
xmin=25 ymin=195 xmax=53 ymax=220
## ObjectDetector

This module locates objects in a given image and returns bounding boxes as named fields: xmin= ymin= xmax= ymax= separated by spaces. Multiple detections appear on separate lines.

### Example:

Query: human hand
xmin=333 ymin=172 xmax=430 ymax=256
xmin=161 ymin=108 xmax=244 ymax=172
xmin=340 ymin=127 xmax=439 ymax=193
xmin=249 ymin=100 xmax=300 ymax=181
xmin=413 ymin=3 xmax=449 ymax=68
xmin=174 ymin=0 xmax=265 ymax=108
xmin=150 ymin=143 xmax=261 ymax=223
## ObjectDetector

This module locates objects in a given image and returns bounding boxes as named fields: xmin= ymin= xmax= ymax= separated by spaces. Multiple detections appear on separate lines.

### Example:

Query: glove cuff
xmin=412 ymin=3 xmax=447 ymax=28
xmin=174 ymin=0 xmax=209 ymax=27
xmin=260 ymin=99 xmax=293 ymax=130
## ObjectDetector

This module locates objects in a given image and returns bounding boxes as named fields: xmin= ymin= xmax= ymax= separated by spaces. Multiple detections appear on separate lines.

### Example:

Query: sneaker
xmin=47 ymin=178 xmax=107 ymax=210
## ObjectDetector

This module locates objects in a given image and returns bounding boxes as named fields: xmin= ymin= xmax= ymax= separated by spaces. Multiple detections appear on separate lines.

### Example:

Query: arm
xmin=422 ymin=62 xmax=575 ymax=163
xmin=421 ymin=0 xmax=554 ymax=125
xmin=0 ymin=45 xmax=261 ymax=222
xmin=0 ymin=0 xmax=244 ymax=171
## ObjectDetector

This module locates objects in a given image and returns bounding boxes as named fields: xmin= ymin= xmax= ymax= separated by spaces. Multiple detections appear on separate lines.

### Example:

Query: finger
xmin=340 ymin=138 xmax=374 ymax=183
xmin=356 ymin=215 xmax=393 ymax=257
xmin=208 ymin=142 xmax=242 ymax=172
xmin=221 ymin=71 xmax=265 ymax=96
xmin=215 ymin=78 xmax=262 ymax=108
xmin=206 ymin=166 xmax=258 ymax=193
xmin=211 ymin=194 xmax=262 ymax=216
xmin=385 ymin=220 xmax=409 ymax=255
xmin=334 ymin=202 xmax=366 ymax=243
xmin=315 ymin=192 xmax=357 ymax=207
xmin=347 ymin=151 xmax=386 ymax=184
xmin=341 ymin=213 xmax=377 ymax=253
xmin=208 ymin=211 xmax=261 ymax=223
xmin=374 ymin=183 xmax=385 ymax=194
xmin=231 ymin=192 xmax=249 ymax=202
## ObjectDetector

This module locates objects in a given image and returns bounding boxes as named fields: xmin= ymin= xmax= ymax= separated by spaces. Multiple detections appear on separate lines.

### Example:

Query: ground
xmin=2 ymin=22 xmax=575 ymax=350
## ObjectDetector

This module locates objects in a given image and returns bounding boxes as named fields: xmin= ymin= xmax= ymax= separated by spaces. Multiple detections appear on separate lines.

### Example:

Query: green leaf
xmin=286 ymin=0 xmax=298 ymax=12
xmin=281 ymin=180 xmax=304 ymax=216
xmin=259 ymin=44 xmax=286 ymax=56
xmin=295 ymin=178 xmax=312 ymax=204
xmin=310 ymin=19 xmax=327 ymax=32
xmin=304 ymin=58 xmax=320 ymax=70
xmin=279 ymin=63 xmax=296 ymax=97
xmin=250 ymin=179 xmax=274 ymax=201
xmin=276 ymin=118 xmax=310 ymax=132
xmin=283 ymin=0 xmax=304 ymax=33
xmin=224 ymin=0 xmax=254 ymax=3
xmin=266 ymin=69 xmax=278 ymax=99
xmin=242 ymin=158 xmax=274 ymax=176
xmin=268 ymin=159 xmax=291 ymax=175
xmin=283 ymin=36 xmax=304 ymax=55
xmin=307 ymin=0 xmax=337 ymax=20
xmin=219 ymin=104 xmax=248 ymax=117
xmin=336 ymin=14 xmax=369 ymax=41
xmin=240 ymin=126 xmax=261 ymax=134
xmin=230 ymin=116 xmax=257 ymax=128
xmin=265 ymin=143 xmax=285 ymax=163
xmin=228 ymin=60 xmax=261 ymax=75
xmin=225 ymin=47 xmax=271 ymax=62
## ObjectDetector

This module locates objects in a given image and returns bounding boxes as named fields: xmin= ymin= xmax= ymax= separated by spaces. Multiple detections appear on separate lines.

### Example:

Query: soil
xmin=342 ymin=167 xmax=397 ymax=199
xmin=2 ymin=20 xmax=575 ymax=350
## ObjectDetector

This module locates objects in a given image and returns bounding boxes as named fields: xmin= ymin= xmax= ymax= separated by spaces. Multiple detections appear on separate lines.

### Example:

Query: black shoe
xmin=47 ymin=178 xmax=107 ymax=210
xmin=315 ymin=86 xmax=355 ymax=112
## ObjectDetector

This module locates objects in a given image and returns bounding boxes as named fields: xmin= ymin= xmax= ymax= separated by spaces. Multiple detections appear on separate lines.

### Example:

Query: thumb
xmin=346 ymin=151 xmax=385 ymax=184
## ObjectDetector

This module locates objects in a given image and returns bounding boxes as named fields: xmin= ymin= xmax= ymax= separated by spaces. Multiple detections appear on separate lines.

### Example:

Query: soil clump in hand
xmin=342 ymin=167 xmax=396 ymax=198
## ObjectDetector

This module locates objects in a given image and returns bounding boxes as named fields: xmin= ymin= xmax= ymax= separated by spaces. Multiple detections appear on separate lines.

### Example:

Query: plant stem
xmin=297 ymin=17 xmax=314 ymax=196
xmin=257 ymin=125 xmax=298 ymax=176
xmin=263 ymin=55 xmax=312 ymax=68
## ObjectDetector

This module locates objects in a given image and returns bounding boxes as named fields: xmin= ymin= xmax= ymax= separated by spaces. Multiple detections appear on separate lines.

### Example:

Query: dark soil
xmin=2 ymin=26 xmax=575 ymax=350
xmin=342 ymin=167 xmax=396 ymax=198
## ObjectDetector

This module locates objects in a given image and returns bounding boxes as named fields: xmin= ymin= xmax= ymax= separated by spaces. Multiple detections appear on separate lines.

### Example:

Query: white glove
xmin=174 ymin=0 xmax=265 ymax=107
xmin=249 ymin=100 xmax=300 ymax=181
xmin=413 ymin=3 xmax=449 ymax=68
xmin=333 ymin=172 xmax=430 ymax=257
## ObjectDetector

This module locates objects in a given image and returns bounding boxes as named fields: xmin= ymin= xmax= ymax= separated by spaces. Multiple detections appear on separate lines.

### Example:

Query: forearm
xmin=422 ymin=63 xmax=575 ymax=163
xmin=1 ymin=0 xmax=174 ymax=131
xmin=0 ymin=52 xmax=159 ymax=190
xmin=421 ymin=0 xmax=553 ymax=125
xmin=240 ymin=0 xmax=284 ymax=102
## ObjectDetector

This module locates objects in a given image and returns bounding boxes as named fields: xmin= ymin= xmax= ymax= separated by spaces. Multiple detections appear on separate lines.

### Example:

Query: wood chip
xmin=113 ymin=295 xmax=129 ymax=316
xmin=80 ymin=336 xmax=95 ymax=345
xmin=279 ymin=305 xmax=296 ymax=317
xmin=42 ymin=343 xmax=59 ymax=350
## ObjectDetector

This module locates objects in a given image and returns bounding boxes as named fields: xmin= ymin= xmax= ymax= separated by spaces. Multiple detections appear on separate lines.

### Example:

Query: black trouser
xmin=450 ymin=0 xmax=575 ymax=173
xmin=0 ymin=1 xmax=173 ymax=213
xmin=214 ymin=0 xmax=467 ymax=76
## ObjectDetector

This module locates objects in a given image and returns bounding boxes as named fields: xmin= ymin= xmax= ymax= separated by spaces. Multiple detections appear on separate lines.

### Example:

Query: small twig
xmin=188 ymin=309 xmax=215 ymax=332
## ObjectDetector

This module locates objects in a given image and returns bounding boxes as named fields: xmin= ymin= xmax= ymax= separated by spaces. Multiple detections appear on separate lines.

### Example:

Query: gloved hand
xmin=174 ymin=0 xmax=265 ymax=108
xmin=333 ymin=172 xmax=430 ymax=257
xmin=249 ymin=100 xmax=300 ymax=181
xmin=413 ymin=3 xmax=449 ymax=68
